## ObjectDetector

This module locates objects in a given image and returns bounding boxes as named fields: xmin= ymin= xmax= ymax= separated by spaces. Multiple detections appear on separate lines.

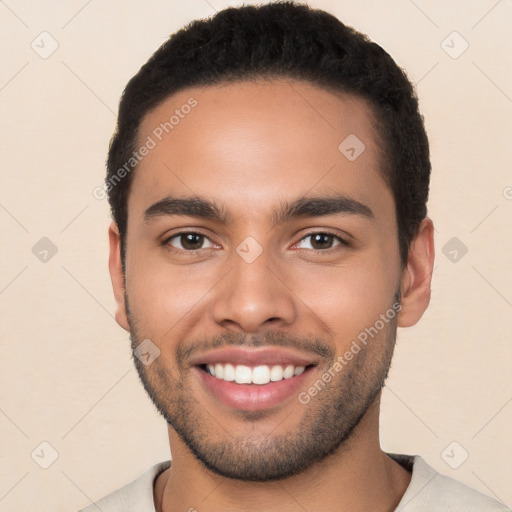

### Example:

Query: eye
xmin=164 ymin=232 xmax=216 ymax=251
xmin=295 ymin=231 xmax=348 ymax=251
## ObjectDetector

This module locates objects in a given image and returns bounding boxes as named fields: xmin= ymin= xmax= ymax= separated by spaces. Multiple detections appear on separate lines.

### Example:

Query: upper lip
xmin=188 ymin=347 xmax=318 ymax=367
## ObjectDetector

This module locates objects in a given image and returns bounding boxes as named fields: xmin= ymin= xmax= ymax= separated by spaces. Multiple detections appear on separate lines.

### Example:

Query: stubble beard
xmin=126 ymin=294 xmax=399 ymax=482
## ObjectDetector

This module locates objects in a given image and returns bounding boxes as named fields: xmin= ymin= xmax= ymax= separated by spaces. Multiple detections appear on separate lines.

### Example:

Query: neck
xmin=155 ymin=399 xmax=411 ymax=512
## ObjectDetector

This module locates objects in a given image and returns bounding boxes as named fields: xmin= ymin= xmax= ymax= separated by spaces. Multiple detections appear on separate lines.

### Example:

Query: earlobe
xmin=397 ymin=217 xmax=435 ymax=328
xmin=108 ymin=221 xmax=130 ymax=331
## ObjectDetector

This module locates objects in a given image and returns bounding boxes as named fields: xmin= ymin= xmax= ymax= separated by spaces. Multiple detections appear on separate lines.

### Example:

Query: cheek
xmin=293 ymin=257 xmax=399 ymax=344
xmin=125 ymin=250 xmax=218 ymax=339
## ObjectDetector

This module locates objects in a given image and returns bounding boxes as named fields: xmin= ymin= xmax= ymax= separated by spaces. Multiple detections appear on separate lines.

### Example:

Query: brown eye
xmin=311 ymin=233 xmax=335 ymax=250
xmin=166 ymin=232 xmax=214 ymax=251
xmin=296 ymin=232 xmax=347 ymax=251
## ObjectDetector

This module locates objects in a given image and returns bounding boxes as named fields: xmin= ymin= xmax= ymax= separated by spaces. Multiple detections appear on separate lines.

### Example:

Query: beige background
xmin=1 ymin=1 xmax=511 ymax=511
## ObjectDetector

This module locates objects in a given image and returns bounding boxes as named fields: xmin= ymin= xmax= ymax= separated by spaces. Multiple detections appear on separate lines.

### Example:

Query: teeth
xmin=206 ymin=363 xmax=306 ymax=385
xmin=235 ymin=365 xmax=252 ymax=384
xmin=214 ymin=363 xmax=224 ymax=379
xmin=283 ymin=365 xmax=294 ymax=379
xmin=223 ymin=363 xmax=235 ymax=381
xmin=294 ymin=366 xmax=305 ymax=376
xmin=252 ymin=365 xmax=270 ymax=385
xmin=270 ymin=365 xmax=284 ymax=381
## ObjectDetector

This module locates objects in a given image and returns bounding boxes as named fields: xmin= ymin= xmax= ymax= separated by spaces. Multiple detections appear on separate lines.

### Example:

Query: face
xmin=109 ymin=79 xmax=431 ymax=481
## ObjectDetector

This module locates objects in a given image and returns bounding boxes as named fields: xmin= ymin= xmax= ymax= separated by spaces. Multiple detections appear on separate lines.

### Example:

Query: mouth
xmin=191 ymin=347 xmax=318 ymax=411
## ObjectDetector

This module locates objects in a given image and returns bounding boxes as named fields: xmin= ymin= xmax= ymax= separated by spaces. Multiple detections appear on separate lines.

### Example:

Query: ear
xmin=108 ymin=221 xmax=130 ymax=331
xmin=397 ymin=217 xmax=435 ymax=327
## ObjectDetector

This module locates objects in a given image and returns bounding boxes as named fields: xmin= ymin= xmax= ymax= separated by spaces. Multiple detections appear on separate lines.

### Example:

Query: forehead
xmin=129 ymin=79 xmax=392 ymax=223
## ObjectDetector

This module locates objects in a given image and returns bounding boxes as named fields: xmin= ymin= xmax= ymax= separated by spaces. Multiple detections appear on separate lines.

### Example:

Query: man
xmin=83 ymin=2 xmax=509 ymax=511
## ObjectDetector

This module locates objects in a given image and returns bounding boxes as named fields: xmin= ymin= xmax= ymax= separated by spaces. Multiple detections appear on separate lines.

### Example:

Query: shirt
xmin=79 ymin=453 xmax=511 ymax=511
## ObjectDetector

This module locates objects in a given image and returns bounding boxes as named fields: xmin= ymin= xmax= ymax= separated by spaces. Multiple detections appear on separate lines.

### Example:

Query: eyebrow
xmin=143 ymin=194 xmax=375 ymax=227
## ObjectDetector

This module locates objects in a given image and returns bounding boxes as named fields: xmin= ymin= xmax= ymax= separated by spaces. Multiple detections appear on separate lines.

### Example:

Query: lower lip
xmin=195 ymin=366 xmax=313 ymax=411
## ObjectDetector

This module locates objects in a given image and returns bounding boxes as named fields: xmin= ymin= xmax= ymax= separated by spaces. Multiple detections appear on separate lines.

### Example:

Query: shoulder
xmin=79 ymin=460 xmax=171 ymax=512
xmin=388 ymin=453 xmax=510 ymax=512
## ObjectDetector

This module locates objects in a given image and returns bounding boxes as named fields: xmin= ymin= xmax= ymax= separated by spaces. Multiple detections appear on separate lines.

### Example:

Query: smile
xmin=190 ymin=346 xmax=318 ymax=411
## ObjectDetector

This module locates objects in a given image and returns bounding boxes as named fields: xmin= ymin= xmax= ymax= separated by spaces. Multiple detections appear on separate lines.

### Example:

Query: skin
xmin=108 ymin=79 xmax=435 ymax=512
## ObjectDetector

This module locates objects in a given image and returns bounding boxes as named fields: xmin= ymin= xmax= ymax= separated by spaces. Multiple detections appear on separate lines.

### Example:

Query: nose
xmin=211 ymin=245 xmax=297 ymax=334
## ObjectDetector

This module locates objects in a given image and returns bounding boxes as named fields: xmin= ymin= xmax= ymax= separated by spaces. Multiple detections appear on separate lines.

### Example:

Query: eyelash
xmin=162 ymin=230 xmax=349 ymax=254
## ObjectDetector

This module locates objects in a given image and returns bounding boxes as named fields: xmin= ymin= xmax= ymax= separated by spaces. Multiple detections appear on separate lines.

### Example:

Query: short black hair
xmin=106 ymin=1 xmax=430 ymax=267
